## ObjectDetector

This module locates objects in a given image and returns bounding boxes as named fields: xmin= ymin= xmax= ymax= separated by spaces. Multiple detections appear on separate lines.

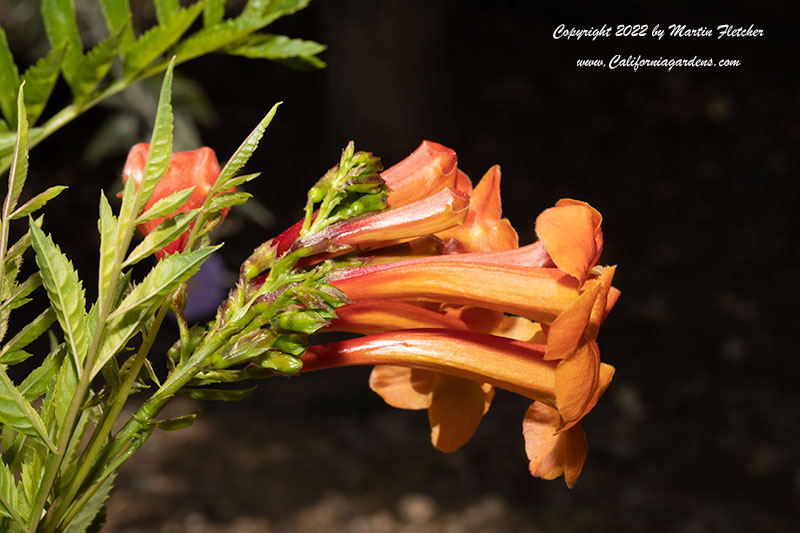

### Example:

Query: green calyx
xmin=301 ymin=141 xmax=387 ymax=238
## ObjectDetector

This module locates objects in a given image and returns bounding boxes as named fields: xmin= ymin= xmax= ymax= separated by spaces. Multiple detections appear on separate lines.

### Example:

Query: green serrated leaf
xmin=135 ymin=186 xmax=194 ymax=224
xmin=204 ymin=0 xmax=226 ymax=27
xmin=21 ymin=43 xmax=67 ymax=126
xmin=218 ymin=172 xmax=260 ymax=190
xmin=242 ymin=0 xmax=310 ymax=19
xmin=41 ymin=344 xmax=78 ymax=435
xmin=172 ymin=15 xmax=267 ymax=64
xmin=0 ymin=351 xmax=30 ymax=365
xmin=99 ymin=0 xmax=134 ymax=54
xmin=213 ymin=102 xmax=280 ymax=195
xmin=226 ymin=33 xmax=326 ymax=66
xmin=9 ymin=185 xmax=67 ymax=220
xmin=64 ymin=474 xmax=114 ymax=533
xmin=28 ymin=218 xmax=88 ymax=369
xmin=41 ymin=0 xmax=84 ymax=88
xmin=123 ymin=209 xmax=198 ymax=267
xmin=5 ymin=216 xmax=42 ymax=265
xmin=68 ymin=27 xmax=124 ymax=99
xmin=18 ymin=346 xmax=64 ymax=401
xmin=155 ymin=0 xmax=181 ymax=24
xmin=135 ymin=62 xmax=174 ymax=211
xmin=0 ymin=460 xmax=24 ymax=527
xmin=3 ymin=86 xmax=28 ymax=214
xmin=0 ymin=28 xmax=21 ymax=126
xmin=97 ymin=191 xmax=118 ymax=304
xmin=110 ymin=245 xmax=219 ymax=319
xmin=155 ymin=411 xmax=199 ymax=430
xmin=208 ymin=191 xmax=251 ymax=212
xmin=182 ymin=386 xmax=257 ymax=402
xmin=0 ymin=308 xmax=56 ymax=363
xmin=122 ymin=2 xmax=205 ymax=77
xmin=94 ymin=246 xmax=219 ymax=376
xmin=0 ymin=271 xmax=41 ymax=315
xmin=0 ymin=365 xmax=57 ymax=451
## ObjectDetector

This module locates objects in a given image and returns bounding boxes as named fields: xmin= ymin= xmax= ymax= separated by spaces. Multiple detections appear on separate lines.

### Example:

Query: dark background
xmin=2 ymin=1 xmax=798 ymax=531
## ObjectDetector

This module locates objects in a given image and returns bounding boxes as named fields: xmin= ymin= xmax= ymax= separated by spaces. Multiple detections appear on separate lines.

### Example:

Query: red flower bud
xmin=123 ymin=143 xmax=230 ymax=258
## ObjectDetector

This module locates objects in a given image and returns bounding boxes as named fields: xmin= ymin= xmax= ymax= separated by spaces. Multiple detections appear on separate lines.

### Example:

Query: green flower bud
xmin=273 ymin=333 xmax=309 ymax=356
xmin=258 ymin=352 xmax=303 ymax=375
xmin=276 ymin=309 xmax=328 ymax=334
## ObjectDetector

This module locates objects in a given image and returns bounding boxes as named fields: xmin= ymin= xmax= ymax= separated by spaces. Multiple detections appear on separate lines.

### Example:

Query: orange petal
xmin=491 ymin=316 xmax=544 ymax=342
xmin=577 ymin=362 xmax=615 ymax=420
xmin=381 ymin=141 xmax=458 ymax=208
xmin=536 ymin=200 xmax=603 ymax=284
xmin=429 ymin=376 xmax=494 ymax=452
xmin=331 ymin=260 xmax=582 ymax=325
xmin=436 ymin=165 xmax=519 ymax=252
xmin=453 ymin=169 xmax=473 ymax=196
xmin=554 ymin=340 xmax=600 ymax=428
xmin=369 ymin=365 xmax=434 ymax=409
xmin=587 ymin=265 xmax=617 ymax=339
xmin=563 ymin=422 xmax=588 ymax=488
xmin=522 ymin=402 xmax=588 ymax=487
xmin=523 ymin=402 xmax=566 ymax=480
xmin=300 ymin=187 xmax=469 ymax=254
xmin=303 ymin=329 xmax=558 ymax=406
xmin=329 ymin=300 xmax=466 ymax=335
xmin=443 ymin=306 xmax=504 ymax=333
xmin=545 ymin=280 xmax=601 ymax=361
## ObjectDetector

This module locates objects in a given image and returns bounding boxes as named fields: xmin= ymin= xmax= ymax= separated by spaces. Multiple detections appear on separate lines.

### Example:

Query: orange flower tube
xmin=303 ymin=329 xmax=560 ymax=407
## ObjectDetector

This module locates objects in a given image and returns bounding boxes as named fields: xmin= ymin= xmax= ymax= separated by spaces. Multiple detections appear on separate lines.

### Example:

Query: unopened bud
xmin=273 ymin=333 xmax=309 ymax=356
xmin=277 ymin=309 xmax=329 ymax=334
xmin=258 ymin=352 xmax=303 ymax=375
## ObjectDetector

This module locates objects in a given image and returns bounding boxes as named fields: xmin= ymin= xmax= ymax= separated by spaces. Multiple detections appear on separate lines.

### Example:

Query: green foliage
xmin=9 ymin=186 xmax=68 ymax=220
xmin=0 ymin=28 xmax=21 ymax=127
xmin=135 ymin=186 xmax=195 ymax=224
xmin=21 ymin=44 xmax=67 ymax=126
xmin=0 ymin=366 xmax=56 ymax=451
xmin=4 ymin=88 xmax=29 ymax=215
xmin=227 ymin=34 xmax=326 ymax=68
xmin=122 ymin=2 xmax=205 ymax=77
xmin=41 ymin=0 xmax=84 ymax=89
xmin=69 ymin=29 xmax=124 ymax=100
xmin=0 ymin=0 xmax=324 ymax=176
xmin=28 ymin=219 xmax=89 ymax=369
xmin=63 ymin=474 xmax=114 ymax=533
xmin=0 ymin=2 xmax=334 ymax=530
xmin=135 ymin=60 xmax=176 ymax=210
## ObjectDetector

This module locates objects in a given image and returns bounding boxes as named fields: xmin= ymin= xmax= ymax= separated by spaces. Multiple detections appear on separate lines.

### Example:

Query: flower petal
xmin=329 ymin=300 xmax=466 ymax=335
xmin=555 ymin=341 xmax=600 ymax=428
xmin=429 ymin=376 xmax=494 ymax=452
xmin=535 ymin=200 xmax=603 ymax=284
xmin=492 ymin=316 xmax=545 ymax=342
xmin=303 ymin=329 xmax=558 ymax=406
xmin=437 ymin=165 xmax=519 ymax=252
xmin=369 ymin=365 xmax=434 ymax=409
xmin=544 ymin=280 xmax=601 ymax=361
xmin=381 ymin=141 xmax=458 ymax=208
xmin=330 ymin=187 xmax=469 ymax=248
xmin=331 ymin=260 xmax=582 ymax=325
xmin=522 ymin=402 xmax=588 ymax=487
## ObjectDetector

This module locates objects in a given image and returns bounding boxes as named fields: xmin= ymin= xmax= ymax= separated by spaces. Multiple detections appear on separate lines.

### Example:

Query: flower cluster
xmin=261 ymin=141 xmax=620 ymax=487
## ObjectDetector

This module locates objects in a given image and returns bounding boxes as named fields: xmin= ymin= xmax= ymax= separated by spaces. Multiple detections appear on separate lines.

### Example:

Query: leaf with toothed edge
xmin=122 ymin=2 xmax=204 ymax=77
xmin=21 ymin=43 xmax=67 ymax=126
xmin=28 ymin=218 xmax=88 ymax=369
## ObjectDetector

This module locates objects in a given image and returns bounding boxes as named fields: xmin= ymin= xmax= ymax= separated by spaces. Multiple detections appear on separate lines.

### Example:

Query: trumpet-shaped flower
xmin=252 ymin=140 xmax=619 ymax=486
